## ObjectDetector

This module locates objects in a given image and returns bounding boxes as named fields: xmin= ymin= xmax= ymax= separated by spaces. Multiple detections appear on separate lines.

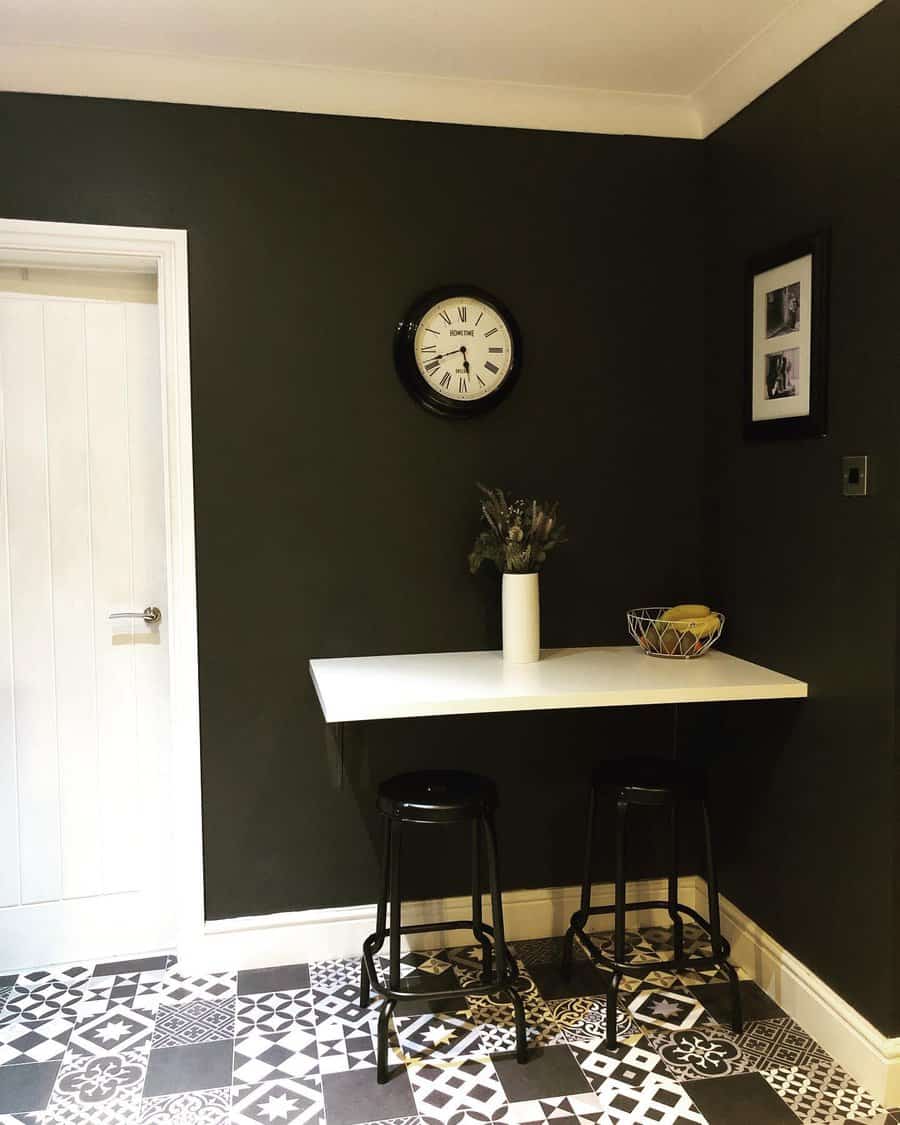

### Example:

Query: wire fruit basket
xmin=627 ymin=607 xmax=724 ymax=659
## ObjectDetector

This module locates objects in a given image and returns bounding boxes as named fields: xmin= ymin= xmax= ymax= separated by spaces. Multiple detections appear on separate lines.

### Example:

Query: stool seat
xmin=592 ymin=757 xmax=705 ymax=805
xmin=377 ymin=770 xmax=497 ymax=823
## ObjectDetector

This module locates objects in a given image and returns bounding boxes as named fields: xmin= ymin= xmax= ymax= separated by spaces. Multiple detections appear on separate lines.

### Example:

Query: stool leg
xmin=607 ymin=797 xmax=628 ymax=1049
xmin=668 ymin=799 xmax=684 ymax=961
xmin=361 ymin=818 xmax=392 ymax=1008
xmin=376 ymin=998 xmax=396 ymax=1084
xmin=606 ymin=971 xmax=623 ymax=1050
xmin=614 ymin=797 xmax=628 ymax=964
xmin=471 ymin=818 xmax=493 ymax=982
xmin=701 ymin=797 xmax=742 ymax=1034
xmin=483 ymin=811 xmax=527 ymax=1064
xmin=389 ymin=819 xmax=403 ymax=991
xmin=563 ymin=784 xmax=596 ymax=977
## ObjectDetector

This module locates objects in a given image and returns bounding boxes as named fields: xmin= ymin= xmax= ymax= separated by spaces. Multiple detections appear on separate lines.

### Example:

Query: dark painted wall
xmin=0 ymin=93 xmax=705 ymax=919
xmin=702 ymin=0 xmax=900 ymax=1035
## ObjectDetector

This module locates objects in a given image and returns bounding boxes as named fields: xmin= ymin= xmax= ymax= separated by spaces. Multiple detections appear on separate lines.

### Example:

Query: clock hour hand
xmin=460 ymin=345 xmax=470 ymax=374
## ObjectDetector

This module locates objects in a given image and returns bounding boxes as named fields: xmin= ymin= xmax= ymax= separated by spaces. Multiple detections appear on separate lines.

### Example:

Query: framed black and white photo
xmin=745 ymin=231 xmax=829 ymax=438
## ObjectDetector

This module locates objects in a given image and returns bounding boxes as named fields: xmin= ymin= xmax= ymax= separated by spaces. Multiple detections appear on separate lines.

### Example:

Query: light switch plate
xmin=842 ymin=455 xmax=868 ymax=497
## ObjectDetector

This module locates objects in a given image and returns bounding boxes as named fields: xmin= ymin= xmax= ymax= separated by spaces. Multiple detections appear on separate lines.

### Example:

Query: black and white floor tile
xmin=0 ymin=929 xmax=898 ymax=1125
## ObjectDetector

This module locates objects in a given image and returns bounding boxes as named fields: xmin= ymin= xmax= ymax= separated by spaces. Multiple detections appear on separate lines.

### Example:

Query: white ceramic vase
xmin=502 ymin=572 xmax=540 ymax=664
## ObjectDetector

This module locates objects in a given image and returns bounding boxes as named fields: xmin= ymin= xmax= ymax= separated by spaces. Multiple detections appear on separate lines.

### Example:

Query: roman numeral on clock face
xmin=421 ymin=344 xmax=436 ymax=353
xmin=488 ymin=346 xmax=503 ymax=353
xmin=425 ymin=359 xmax=440 ymax=373
xmin=439 ymin=310 xmax=452 ymax=325
xmin=485 ymin=361 xmax=499 ymax=375
xmin=484 ymin=327 xmax=498 ymax=337
xmin=440 ymin=371 xmax=452 ymax=387
xmin=458 ymin=306 xmax=467 ymax=322
xmin=459 ymin=377 xmax=468 ymax=392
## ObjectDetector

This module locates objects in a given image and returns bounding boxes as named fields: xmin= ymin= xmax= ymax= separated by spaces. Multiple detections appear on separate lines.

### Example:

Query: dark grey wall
xmin=702 ymin=0 xmax=900 ymax=1035
xmin=0 ymin=93 xmax=705 ymax=919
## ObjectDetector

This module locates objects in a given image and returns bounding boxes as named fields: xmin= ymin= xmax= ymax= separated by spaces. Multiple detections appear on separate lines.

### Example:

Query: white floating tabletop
xmin=309 ymin=646 xmax=807 ymax=724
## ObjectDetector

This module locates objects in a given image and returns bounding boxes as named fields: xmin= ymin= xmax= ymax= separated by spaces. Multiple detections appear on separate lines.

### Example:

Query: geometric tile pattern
xmin=231 ymin=1076 xmax=324 ymax=1125
xmin=236 ymin=990 xmax=316 ymax=1036
xmin=152 ymin=998 xmax=235 ymax=1047
xmin=159 ymin=972 xmax=236 ymax=1006
xmin=0 ymin=925 xmax=891 ymax=1125
xmin=764 ymin=1060 xmax=883 ymax=1123
xmin=139 ymin=1086 xmax=230 ymax=1123
xmin=0 ymin=1016 xmax=74 ymax=1064
xmin=68 ymin=1005 xmax=156 ymax=1057
xmin=233 ymin=1027 xmax=320 ymax=1084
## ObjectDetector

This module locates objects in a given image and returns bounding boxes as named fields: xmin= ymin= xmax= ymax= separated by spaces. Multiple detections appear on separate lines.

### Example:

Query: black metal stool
xmin=360 ymin=769 xmax=527 ymax=1082
xmin=561 ymin=757 xmax=742 ymax=1048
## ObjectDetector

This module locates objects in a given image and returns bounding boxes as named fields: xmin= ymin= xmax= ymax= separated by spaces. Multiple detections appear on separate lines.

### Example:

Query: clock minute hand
xmin=432 ymin=347 xmax=464 ymax=362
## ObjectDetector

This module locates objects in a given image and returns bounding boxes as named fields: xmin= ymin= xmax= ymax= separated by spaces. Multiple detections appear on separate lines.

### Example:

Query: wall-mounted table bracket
xmin=325 ymin=722 xmax=345 ymax=789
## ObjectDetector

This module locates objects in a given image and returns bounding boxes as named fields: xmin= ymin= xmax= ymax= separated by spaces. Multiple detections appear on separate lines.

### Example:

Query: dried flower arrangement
xmin=468 ymin=484 xmax=566 ymax=575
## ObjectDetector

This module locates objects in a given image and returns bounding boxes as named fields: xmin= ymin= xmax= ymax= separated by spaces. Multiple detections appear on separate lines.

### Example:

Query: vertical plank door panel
xmin=0 ymin=303 xmax=21 ymax=907
xmin=125 ymin=303 xmax=171 ymax=912
xmin=85 ymin=301 xmax=140 ymax=896
xmin=43 ymin=300 xmax=104 ymax=900
xmin=0 ymin=297 xmax=62 ymax=905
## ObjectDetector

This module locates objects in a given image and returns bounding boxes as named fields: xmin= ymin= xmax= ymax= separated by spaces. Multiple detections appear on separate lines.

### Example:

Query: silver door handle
xmin=109 ymin=606 xmax=162 ymax=624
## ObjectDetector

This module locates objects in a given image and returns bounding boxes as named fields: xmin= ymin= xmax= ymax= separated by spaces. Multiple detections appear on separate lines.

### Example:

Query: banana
xmin=663 ymin=612 xmax=720 ymax=639
xmin=661 ymin=604 xmax=710 ymax=622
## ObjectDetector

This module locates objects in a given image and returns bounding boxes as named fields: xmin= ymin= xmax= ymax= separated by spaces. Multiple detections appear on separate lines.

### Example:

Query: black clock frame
xmin=394 ymin=284 xmax=522 ymax=418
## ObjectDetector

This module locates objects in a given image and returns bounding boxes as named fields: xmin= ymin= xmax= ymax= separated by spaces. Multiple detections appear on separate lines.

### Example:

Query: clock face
xmin=395 ymin=286 xmax=521 ymax=417
xmin=414 ymin=296 xmax=514 ymax=402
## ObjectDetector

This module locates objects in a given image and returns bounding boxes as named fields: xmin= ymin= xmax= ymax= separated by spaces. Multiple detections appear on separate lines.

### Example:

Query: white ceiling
xmin=0 ymin=0 xmax=882 ymax=138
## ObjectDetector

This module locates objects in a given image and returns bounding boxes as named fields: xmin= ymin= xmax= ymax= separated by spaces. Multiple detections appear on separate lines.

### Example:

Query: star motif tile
xmin=233 ymin=1027 xmax=320 ymax=1084
xmin=139 ymin=1085 xmax=230 ymax=1124
xmin=627 ymin=990 xmax=707 ymax=1033
xmin=152 ymin=997 xmax=235 ymax=1047
xmin=393 ymin=1011 xmax=486 ymax=1061
xmin=236 ymin=990 xmax=316 ymax=1036
xmin=69 ymin=1004 xmax=156 ymax=1056
xmin=0 ymin=1014 xmax=74 ymax=1065
xmin=230 ymin=1077 xmax=324 ymax=1125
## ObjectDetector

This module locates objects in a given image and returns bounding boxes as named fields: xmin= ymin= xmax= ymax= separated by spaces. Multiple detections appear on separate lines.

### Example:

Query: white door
xmin=0 ymin=286 xmax=174 ymax=971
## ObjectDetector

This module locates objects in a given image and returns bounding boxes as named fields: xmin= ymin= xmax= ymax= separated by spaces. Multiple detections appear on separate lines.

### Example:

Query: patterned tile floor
xmin=0 ymin=924 xmax=896 ymax=1125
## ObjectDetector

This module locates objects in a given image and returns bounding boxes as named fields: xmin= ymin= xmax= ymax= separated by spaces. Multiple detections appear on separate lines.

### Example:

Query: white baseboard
xmin=700 ymin=877 xmax=900 ymax=1108
xmin=189 ymin=875 xmax=900 ymax=1108
xmin=191 ymin=876 xmax=684 ymax=973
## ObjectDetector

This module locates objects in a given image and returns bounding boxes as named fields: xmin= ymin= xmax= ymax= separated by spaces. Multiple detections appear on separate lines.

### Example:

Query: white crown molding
xmin=0 ymin=43 xmax=700 ymax=139
xmin=0 ymin=5 xmax=884 ymax=139
xmin=692 ymin=0 xmax=884 ymax=136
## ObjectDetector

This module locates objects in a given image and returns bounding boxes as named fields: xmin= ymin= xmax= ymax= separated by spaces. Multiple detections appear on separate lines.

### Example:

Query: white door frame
xmin=0 ymin=217 xmax=205 ymax=963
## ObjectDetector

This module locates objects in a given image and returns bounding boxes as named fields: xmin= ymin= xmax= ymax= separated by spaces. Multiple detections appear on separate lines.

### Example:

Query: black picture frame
xmin=394 ymin=284 xmax=522 ymax=418
xmin=744 ymin=230 xmax=830 ymax=439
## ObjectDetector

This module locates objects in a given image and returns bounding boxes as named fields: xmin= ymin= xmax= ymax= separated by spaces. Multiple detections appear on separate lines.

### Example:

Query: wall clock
xmin=394 ymin=285 xmax=521 ymax=417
